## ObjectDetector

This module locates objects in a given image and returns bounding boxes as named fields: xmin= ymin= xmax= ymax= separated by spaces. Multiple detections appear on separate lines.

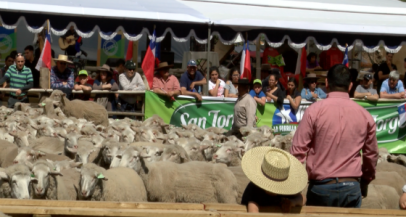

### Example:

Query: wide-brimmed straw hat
xmin=155 ymin=62 xmax=173 ymax=71
xmin=53 ymin=54 xmax=73 ymax=64
xmin=97 ymin=64 xmax=112 ymax=75
xmin=242 ymin=147 xmax=308 ymax=195
xmin=304 ymin=73 xmax=318 ymax=80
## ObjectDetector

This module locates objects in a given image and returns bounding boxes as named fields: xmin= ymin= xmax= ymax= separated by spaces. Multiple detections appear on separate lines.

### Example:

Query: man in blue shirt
xmin=249 ymin=79 xmax=266 ymax=106
xmin=180 ymin=60 xmax=206 ymax=101
xmin=380 ymin=70 xmax=405 ymax=99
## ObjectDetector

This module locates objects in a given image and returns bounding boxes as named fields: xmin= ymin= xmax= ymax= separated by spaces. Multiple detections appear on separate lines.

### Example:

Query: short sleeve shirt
xmin=355 ymin=85 xmax=378 ymax=95
xmin=152 ymin=75 xmax=180 ymax=93
xmin=288 ymin=90 xmax=301 ymax=99
xmin=380 ymin=79 xmax=405 ymax=94
xmin=208 ymin=80 xmax=226 ymax=96
xmin=180 ymin=71 xmax=204 ymax=92
xmin=249 ymin=89 xmax=266 ymax=98
xmin=225 ymin=81 xmax=238 ymax=95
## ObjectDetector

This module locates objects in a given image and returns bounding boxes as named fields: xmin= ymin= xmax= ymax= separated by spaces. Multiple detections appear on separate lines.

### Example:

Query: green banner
xmin=0 ymin=27 xmax=17 ymax=65
xmin=145 ymin=91 xmax=406 ymax=154
xmin=99 ymin=34 xmax=124 ymax=66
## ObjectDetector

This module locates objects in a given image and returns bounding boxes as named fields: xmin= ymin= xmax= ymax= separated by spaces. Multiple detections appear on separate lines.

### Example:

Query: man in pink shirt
xmin=290 ymin=64 xmax=378 ymax=208
xmin=152 ymin=62 xmax=181 ymax=99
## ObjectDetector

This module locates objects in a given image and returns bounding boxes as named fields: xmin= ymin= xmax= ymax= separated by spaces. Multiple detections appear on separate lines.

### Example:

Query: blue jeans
xmin=307 ymin=179 xmax=362 ymax=208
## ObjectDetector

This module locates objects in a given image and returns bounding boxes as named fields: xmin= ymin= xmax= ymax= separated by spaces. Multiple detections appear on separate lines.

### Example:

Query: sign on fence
xmin=145 ymin=91 xmax=406 ymax=154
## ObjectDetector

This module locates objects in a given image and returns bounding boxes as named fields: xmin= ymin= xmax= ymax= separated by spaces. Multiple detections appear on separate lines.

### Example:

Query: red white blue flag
xmin=398 ymin=103 xmax=406 ymax=126
xmin=142 ymin=30 xmax=160 ymax=89
xmin=240 ymin=42 xmax=252 ymax=81
xmin=342 ymin=46 xmax=349 ymax=67
xmin=35 ymin=31 xmax=52 ymax=71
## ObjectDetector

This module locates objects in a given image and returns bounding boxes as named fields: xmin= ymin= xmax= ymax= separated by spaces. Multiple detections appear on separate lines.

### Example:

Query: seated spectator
xmin=249 ymin=79 xmax=266 ymax=106
xmin=50 ymin=55 xmax=74 ymax=99
xmin=241 ymin=147 xmax=307 ymax=213
xmin=152 ymin=62 xmax=181 ymax=99
xmin=113 ymin=58 xmax=125 ymax=84
xmin=400 ymin=184 xmax=406 ymax=209
xmin=354 ymin=74 xmax=379 ymax=101
xmin=286 ymin=77 xmax=301 ymax=111
xmin=118 ymin=60 xmax=145 ymax=112
xmin=306 ymin=52 xmax=322 ymax=71
xmin=262 ymin=68 xmax=285 ymax=92
xmin=301 ymin=74 xmax=326 ymax=101
xmin=380 ymin=71 xmax=405 ymax=99
xmin=73 ymin=70 xmax=92 ymax=100
xmin=180 ymin=60 xmax=206 ymax=101
xmin=208 ymin=66 xmax=225 ymax=97
xmin=93 ymin=65 xmax=119 ymax=111
xmin=265 ymin=74 xmax=285 ymax=109
xmin=0 ymin=55 xmax=14 ymax=80
xmin=224 ymin=67 xmax=239 ymax=98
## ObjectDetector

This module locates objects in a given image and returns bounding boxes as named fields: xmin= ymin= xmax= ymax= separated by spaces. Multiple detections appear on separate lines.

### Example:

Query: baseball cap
xmin=187 ymin=60 xmax=197 ymax=67
xmin=78 ymin=70 xmax=88 ymax=76
xmin=253 ymin=79 xmax=262 ymax=85
xmin=125 ymin=60 xmax=136 ymax=70
xmin=363 ymin=74 xmax=373 ymax=81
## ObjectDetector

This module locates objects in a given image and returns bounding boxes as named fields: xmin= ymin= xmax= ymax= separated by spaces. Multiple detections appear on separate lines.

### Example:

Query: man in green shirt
xmin=0 ymin=54 xmax=33 ymax=108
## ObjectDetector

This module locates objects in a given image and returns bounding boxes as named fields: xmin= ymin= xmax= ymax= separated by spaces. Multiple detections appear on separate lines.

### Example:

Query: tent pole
xmin=256 ymin=36 xmax=261 ymax=79
xmin=204 ymin=24 xmax=211 ymax=96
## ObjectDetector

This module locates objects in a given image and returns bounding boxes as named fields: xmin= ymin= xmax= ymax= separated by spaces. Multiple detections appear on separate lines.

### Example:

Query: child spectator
xmin=249 ymin=79 xmax=266 ymax=106
xmin=73 ymin=70 xmax=92 ymax=100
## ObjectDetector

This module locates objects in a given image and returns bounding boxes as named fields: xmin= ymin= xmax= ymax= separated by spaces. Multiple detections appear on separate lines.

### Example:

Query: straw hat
xmin=53 ymin=54 xmax=73 ymax=64
xmin=155 ymin=62 xmax=173 ymax=71
xmin=241 ymin=147 xmax=308 ymax=195
xmin=304 ymin=73 xmax=318 ymax=80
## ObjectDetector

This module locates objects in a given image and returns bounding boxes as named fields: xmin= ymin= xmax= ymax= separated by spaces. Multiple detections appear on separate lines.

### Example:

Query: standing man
xmin=24 ymin=45 xmax=40 ymax=88
xmin=0 ymin=54 xmax=33 ymax=108
xmin=50 ymin=55 xmax=74 ymax=99
xmin=113 ymin=58 xmax=125 ymax=85
xmin=291 ymin=64 xmax=378 ymax=208
xmin=230 ymin=79 xmax=257 ymax=139
xmin=377 ymin=52 xmax=397 ymax=95
xmin=152 ymin=62 xmax=181 ymax=99
xmin=180 ymin=60 xmax=206 ymax=101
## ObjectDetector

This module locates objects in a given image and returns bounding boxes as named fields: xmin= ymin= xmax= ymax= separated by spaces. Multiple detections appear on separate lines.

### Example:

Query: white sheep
xmin=78 ymin=163 xmax=147 ymax=202
xmin=213 ymin=144 xmax=243 ymax=167
xmin=13 ymin=146 xmax=70 ymax=165
xmin=0 ymin=164 xmax=36 ymax=199
xmin=118 ymin=146 xmax=238 ymax=203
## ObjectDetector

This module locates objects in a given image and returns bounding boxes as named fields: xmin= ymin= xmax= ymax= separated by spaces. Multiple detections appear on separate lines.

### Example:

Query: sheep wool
xmin=0 ymin=140 xmax=18 ymax=168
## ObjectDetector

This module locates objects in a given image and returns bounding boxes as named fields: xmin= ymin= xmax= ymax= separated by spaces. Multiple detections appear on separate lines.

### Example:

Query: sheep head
xmin=0 ymin=164 xmax=37 ymax=199
xmin=79 ymin=164 xmax=107 ymax=199
xmin=30 ymin=160 xmax=62 ymax=197
xmin=14 ymin=147 xmax=46 ymax=165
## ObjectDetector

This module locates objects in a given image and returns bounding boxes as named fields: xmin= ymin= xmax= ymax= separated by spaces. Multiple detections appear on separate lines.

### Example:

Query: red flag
xmin=125 ymin=41 xmax=133 ymax=61
xmin=141 ymin=30 xmax=157 ymax=89
xmin=295 ymin=47 xmax=307 ymax=81
xmin=35 ymin=31 xmax=52 ymax=71
xmin=240 ymin=42 xmax=252 ymax=81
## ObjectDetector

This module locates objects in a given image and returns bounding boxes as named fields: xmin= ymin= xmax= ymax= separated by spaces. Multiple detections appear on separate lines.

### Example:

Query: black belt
xmin=310 ymin=177 xmax=360 ymax=185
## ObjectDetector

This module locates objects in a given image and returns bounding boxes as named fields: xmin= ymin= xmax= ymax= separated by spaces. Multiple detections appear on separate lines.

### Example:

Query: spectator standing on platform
xmin=301 ymin=74 xmax=326 ymax=101
xmin=50 ymin=55 xmax=74 ymax=99
xmin=306 ymin=52 xmax=322 ymax=71
xmin=241 ymin=147 xmax=307 ymax=213
xmin=291 ymin=64 xmax=378 ymax=208
xmin=118 ymin=60 xmax=145 ymax=112
xmin=0 ymin=54 xmax=33 ymax=108
xmin=224 ymin=67 xmax=239 ymax=98
xmin=113 ymin=58 xmax=125 ymax=85
xmin=354 ymin=74 xmax=379 ymax=101
xmin=93 ymin=65 xmax=119 ymax=111
xmin=0 ymin=55 xmax=14 ymax=79
xmin=286 ymin=77 xmax=301 ymax=111
xmin=249 ymin=79 xmax=266 ymax=106
xmin=377 ymin=53 xmax=397 ymax=95
xmin=230 ymin=79 xmax=257 ymax=139
xmin=380 ymin=71 xmax=405 ymax=99
xmin=152 ymin=62 xmax=181 ymax=99
xmin=73 ymin=70 xmax=92 ymax=101
xmin=180 ymin=60 xmax=206 ymax=100
xmin=265 ymin=74 xmax=285 ymax=110
xmin=208 ymin=66 xmax=225 ymax=97
xmin=24 ymin=45 xmax=40 ymax=88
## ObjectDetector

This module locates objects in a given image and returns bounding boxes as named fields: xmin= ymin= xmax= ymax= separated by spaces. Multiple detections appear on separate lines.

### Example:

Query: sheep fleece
xmin=141 ymin=161 xmax=238 ymax=203
xmin=61 ymin=99 xmax=108 ymax=127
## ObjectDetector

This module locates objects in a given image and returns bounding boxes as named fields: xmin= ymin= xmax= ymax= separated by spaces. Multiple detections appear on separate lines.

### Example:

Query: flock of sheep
xmin=0 ymin=90 xmax=404 ymax=211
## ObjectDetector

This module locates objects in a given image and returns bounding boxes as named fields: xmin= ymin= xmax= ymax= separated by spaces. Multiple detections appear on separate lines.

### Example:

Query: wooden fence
xmin=0 ymin=199 xmax=403 ymax=217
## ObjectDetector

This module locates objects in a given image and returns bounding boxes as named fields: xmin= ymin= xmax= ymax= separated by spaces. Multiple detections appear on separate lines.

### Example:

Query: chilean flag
xmin=35 ymin=31 xmax=52 ymax=71
xmin=240 ymin=42 xmax=252 ymax=81
xmin=342 ymin=46 xmax=349 ymax=67
xmin=398 ymin=103 xmax=406 ymax=126
xmin=142 ymin=30 xmax=159 ymax=89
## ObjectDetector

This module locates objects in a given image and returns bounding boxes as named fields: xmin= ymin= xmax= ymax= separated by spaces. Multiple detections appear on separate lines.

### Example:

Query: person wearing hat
xmin=380 ymin=70 xmax=405 ymax=99
xmin=179 ymin=59 xmax=206 ymax=101
xmin=152 ymin=62 xmax=180 ymax=98
xmin=249 ymin=79 xmax=266 ymax=106
xmin=291 ymin=64 xmax=378 ymax=208
xmin=73 ymin=70 xmax=92 ymax=101
xmin=241 ymin=147 xmax=307 ymax=213
xmin=50 ymin=54 xmax=74 ymax=99
xmin=0 ymin=53 xmax=33 ymax=108
xmin=208 ymin=66 xmax=226 ymax=97
xmin=118 ymin=60 xmax=145 ymax=112
xmin=229 ymin=79 xmax=257 ymax=138
xmin=93 ymin=64 xmax=119 ymax=111
xmin=354 ymin=74 xmax=379 ymax=101
xmin=300 ymin=73 xmax=326 ymax=101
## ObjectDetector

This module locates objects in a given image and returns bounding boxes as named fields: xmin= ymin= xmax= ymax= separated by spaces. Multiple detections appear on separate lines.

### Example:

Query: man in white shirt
xmin=118 ymin=60 xmax=145 ymax=112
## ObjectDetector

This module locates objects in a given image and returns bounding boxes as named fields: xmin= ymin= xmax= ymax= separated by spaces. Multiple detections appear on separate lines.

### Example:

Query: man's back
xmin=291 ymin=92 xmax=377 ymax=181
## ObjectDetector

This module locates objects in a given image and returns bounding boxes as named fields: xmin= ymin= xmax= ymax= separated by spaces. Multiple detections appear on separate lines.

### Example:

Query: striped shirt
xmin=5 ymin=65 xmax=33 ymax=96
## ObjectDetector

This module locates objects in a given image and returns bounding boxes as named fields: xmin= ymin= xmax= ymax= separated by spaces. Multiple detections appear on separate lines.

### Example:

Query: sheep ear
xmin=0 ymin=171 xmax=8 ymax=181
xmin=36 ymin=151 xmax=46 ymax=157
